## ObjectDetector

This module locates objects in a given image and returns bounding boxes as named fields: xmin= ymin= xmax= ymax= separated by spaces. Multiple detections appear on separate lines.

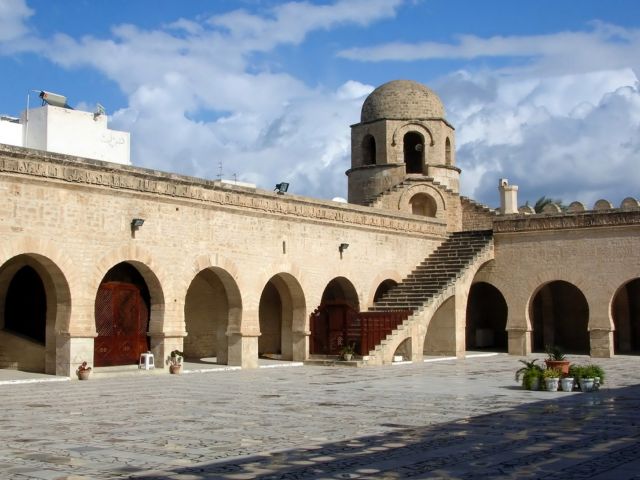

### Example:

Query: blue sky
xmin=1 ymin=0 xmax=639 ymax=207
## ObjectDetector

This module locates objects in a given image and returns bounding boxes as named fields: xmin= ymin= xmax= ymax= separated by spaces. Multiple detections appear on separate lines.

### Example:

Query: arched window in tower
xmin=362 ymin=134 xmax=376 ymax=166
xmin=403 ymin=132 xmax=424 ymax=174
xmin=445 ymin=137 xmax=452 ymax=165
xmin=409 ymin=193 xmax=437 ymax=217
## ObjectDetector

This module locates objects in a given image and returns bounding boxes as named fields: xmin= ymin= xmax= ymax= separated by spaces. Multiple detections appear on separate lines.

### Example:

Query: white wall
xmin=0 ymin=118 xmax=23 ymax=147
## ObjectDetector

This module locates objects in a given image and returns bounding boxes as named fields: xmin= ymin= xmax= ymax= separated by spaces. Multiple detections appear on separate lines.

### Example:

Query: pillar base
xmin=507 ymin=329 xmax=531 ymax=356
xmin=590 ymin=329 xmax=614 ymax=358
xmin=228 ymin=333 xmax=259 ymax=368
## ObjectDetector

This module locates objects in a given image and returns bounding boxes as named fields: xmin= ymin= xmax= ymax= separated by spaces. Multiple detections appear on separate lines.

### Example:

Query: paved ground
xmin=1 ymin=353 xmax=640 ymax=479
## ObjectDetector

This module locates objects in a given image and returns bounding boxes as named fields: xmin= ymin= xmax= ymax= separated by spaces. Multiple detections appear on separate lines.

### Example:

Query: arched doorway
xmin=409 ymin=193 xmax=437 ymax=217
xmin=258 ymin=273 xmax=306 ymax=360
xmin=531 ymin=281 xmax=590 ymax=354
xmin=403 ymin=131 xmax=424 ymax=174
xmin=4 ymin=266 xmax=46 ymax=343
xmin=466 ymin=282 xmax=508 ymax=351
xmin=362 ymin=134 xmax=376 ymax=165
xmin=424 ymin=295 xmax=456 ymax=356
xmin=373 ymin=279 xmax=398 ymax=303
xmin=184 ymin=267 xmax=241 ymax=365
xmin=310 ymin=277 xmax=359 ymax=355
xmin=0 ymin=254 xmax=70 ymax=374
xmin=94 ymin=262 xmax=151 ymax=367
xmin=612 ymin=278 xmax=640 ymax=354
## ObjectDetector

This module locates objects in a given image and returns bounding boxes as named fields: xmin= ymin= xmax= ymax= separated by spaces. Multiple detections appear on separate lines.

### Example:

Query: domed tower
xmin=347 ymin=80 xmax=459 ymax=214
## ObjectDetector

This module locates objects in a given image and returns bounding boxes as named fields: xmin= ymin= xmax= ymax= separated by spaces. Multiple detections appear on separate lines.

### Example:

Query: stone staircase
xmin=363 ymin=230 xmax=494 ymax=363
xmin=365 ymin=176 xmax=455 ymax=207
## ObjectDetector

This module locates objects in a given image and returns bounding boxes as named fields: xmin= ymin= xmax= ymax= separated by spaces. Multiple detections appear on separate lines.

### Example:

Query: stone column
xmin=150 ymin=334 xmax=184 ymax=369
xmin=590 ymin=329 xmax=614 ymax=358
xmin=498 ymin=178 xmax=519 ymax=214
xmin=227 ymin=332 xmax=259 ymax=368
xmin=291 ymin=330 xmax=310 ymax=362
xmin=56 ymin=334 xmax=95 ymax=377
xmin=507 ymin=328 xmax=531 ymax=355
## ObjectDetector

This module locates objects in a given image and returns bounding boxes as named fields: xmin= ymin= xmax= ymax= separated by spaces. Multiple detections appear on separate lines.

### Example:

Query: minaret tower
xmin=346 ymin=80 xmax=459 ymax=218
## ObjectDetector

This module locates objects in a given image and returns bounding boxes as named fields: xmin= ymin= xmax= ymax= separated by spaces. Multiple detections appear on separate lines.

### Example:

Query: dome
xmin=360 ymin=80 xmax=444 ymax=123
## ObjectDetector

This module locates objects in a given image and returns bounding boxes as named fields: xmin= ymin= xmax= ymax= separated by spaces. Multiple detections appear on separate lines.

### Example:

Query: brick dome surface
xmin=361 ymin=80 xmax=444 ymax=123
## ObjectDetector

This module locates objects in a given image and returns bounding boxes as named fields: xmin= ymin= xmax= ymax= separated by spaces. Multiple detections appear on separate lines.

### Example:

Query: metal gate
xmin=94 ymin=282 xmax=149 ymax=367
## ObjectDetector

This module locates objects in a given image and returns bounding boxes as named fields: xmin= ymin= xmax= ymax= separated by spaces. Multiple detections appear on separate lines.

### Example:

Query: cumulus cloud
xmin=0 ymin=0 xmax=34 ymax=46
xmin=440 ymin=69 xmax=640 ymax=206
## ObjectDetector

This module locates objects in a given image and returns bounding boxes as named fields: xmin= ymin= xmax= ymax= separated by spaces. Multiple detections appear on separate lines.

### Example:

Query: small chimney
xmin=499 ymin=178 xmax=518 ymax=214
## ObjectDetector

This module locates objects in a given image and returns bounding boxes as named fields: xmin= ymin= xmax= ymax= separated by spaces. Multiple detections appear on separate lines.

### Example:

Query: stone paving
xmin=1 ymin=353 xmax=640 ymax=479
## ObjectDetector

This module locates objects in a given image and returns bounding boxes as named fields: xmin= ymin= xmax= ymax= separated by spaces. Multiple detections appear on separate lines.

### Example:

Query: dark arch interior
xmin=445 ymin=137 xmax=451 ymax=165
xmin=466 ymin=282 xmax=507 ymax=351
xmin=4 ymin=265 xmax=47 ymax=344
xmin=612 ymin=278 xmax=640 ymax=354
xmin=362 ymin=134 xmax=376 ymax=166
xmin=259 ymin=280 xmax=283 ymax=356
xmin=321 ymin=278 xmax=358 ymax=308
xmin=373 ymin=279 xmax=398 ymax=303
xmin=403 ymin=131 xmax=424 ymax=174
xmin=531 ymin=280 xmax=590 ymax=354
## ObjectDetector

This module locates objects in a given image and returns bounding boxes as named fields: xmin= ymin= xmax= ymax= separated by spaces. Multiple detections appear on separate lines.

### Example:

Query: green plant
xmin=340 ymin=342 xmax=355 ymax=357
xmin=76 ymin=361 xmax=91 ymax=373
xmin=543 ymin=368 xmax=561 ymax=379
xmin=169 ymin=350 xmax=184 ymax=366
xmin=583 ymin=364 xmax=605 ymax=383
xmin=515 ymin=359 xmax=543 ymax=386
xmin=545 ymin=345 xmax=566 ymax=361
xmin=568 ymin=364 xmax=583 ymax=380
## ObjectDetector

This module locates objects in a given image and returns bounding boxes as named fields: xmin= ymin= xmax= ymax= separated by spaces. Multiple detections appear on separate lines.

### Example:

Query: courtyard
xmin=1 ymin=354 xmax=640 ymax=479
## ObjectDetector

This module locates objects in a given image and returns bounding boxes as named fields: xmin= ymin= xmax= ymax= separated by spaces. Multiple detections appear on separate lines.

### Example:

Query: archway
xmin=409 ymin=193 xmax=437 ymax=217
xmin=184 ymin=267 xmax=241 ymax=365
xmin=424 ymin=295 xmax=456 ymax=356
xmin=310 ymin=277 xmax=359 ymax=355
xmin=0 ymin=254 xmax=70 ymax=373
xmin=531 ymin=280 xmax=590 ymax=354
xmin=445 ymin=137 xmax=452 ymax=165
xmin=373 ymin=279 xmax=398 ymax=303
xmin=612 ymin=278 xmax=640 ymax=354
xmin=94 ymin=262 xmax=152 ymax=367
xmin=403 ymin=131 xmax=424 ymax=174
xmin=258 ymin=273 xmax=306 ymax=360
xmin=362 ymin=134 xmax=376 ymax=166
xmin=466 ymin=282 xmax=508 ymax=351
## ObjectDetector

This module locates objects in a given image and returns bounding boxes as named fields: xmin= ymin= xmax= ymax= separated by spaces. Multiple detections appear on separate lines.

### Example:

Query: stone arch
xmin=362 ymin=134 xmax=376 ymax=166
xmin=373 ymin=279 xmax=399 ymax=303
xmin=310 ymin=276 xmax=360 ymax=355
xmin=423 ymin=294 xmax=456 ymax=356
xmin=445 ymin=137 xmax=452 ymax=165
xmin=393 ymin=337 xmax=412 ymax=361
xmin=398 ymin=184 xmax=446 ymax=219
xmin=409 ymin=192 xmax=438 ymax=217
xmin=529 ymin=280 xmax=590 ymax=354
xmin=466 ymin=282 xmax=508 ymax=352
xmin=92 ymin=246 xmax=166 ymax=336
xmin=183 ymin=266 xmax=243 ymax=365
xmin=367 ymin=270 xmax=402 ymax=306
xmin=0 ymin=252 xmax=71 ymax=374
xmin=258 ymin=272 xmax=306 ymax=361
xmin=391 ymin=122 xmax=434 ymax=150
xmin=611 ymin=278 xmax=640 ymax=354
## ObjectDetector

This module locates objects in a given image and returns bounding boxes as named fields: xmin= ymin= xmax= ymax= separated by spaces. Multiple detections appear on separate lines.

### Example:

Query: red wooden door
xmin=94 ymin=282 xmax=149 ymax=367
xmin=310 ymin=302 xmax=353 ymax=355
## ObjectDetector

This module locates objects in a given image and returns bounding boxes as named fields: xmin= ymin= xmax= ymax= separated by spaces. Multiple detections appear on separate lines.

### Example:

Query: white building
xmin=0 ymin=91 xmax=130 ymax=165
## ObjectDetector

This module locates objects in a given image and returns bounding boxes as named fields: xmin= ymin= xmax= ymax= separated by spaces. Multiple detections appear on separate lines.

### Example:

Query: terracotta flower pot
xmin=545 ymin=360 xmax=570 ymax=375
xmin=170 ymin=364 xmax=182 ymax=374
xmin=77 ymin=370 xmax=91 ymax=380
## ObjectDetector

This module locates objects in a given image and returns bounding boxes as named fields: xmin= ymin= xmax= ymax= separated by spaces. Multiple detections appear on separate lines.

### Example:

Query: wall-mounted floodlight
xmin=275 ymin=182 xmax=289 ymax=194
xmin=339 ymin=243 xmax=349 ymax=253
xmin=131 ymin=218 xmax=145 ymax=229
xmin=39 ymin=90 xmax=68 ymax=108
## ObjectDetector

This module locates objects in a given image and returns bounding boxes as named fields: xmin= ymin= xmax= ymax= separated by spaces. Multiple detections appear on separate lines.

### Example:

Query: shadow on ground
xmin=132 ymin=384 xmax=640 ymax=480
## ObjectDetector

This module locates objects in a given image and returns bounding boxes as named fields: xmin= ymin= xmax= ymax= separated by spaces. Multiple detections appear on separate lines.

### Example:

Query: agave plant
xmin=515 ymin=359 xmax=543 ymax=389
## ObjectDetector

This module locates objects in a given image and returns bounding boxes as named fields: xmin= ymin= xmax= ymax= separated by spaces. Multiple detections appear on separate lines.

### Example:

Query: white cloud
xmin=443 ymin=69 xmax=640 ymax=207
xmin=0 ymin=0 xmax=34 ymax=45
xmin=338 ymin=22 xmax=640 ymax=78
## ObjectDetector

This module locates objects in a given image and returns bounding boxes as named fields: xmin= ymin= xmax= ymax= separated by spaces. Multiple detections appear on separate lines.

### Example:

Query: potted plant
xmin=544 ymin=345 xmax=570 ymax=375
xmin=340 ymin=343 xmax=355 ymax=361
xmin=515 ymin=359 xmax=543 ymax=390
xmin=169 ymin=349 xmax=184 ymax=374
xmin=580 ymin=364 xmax=604 ymax=392
xmin=560 ymin=375 xmax=574 ymax=392
xmin=543 ymin=368 xmax=561 ymax=392
xmin=76 ymin=361 xmax=92 ymax=380
xmin=587 ymin=364 xmax=605 ymax=389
